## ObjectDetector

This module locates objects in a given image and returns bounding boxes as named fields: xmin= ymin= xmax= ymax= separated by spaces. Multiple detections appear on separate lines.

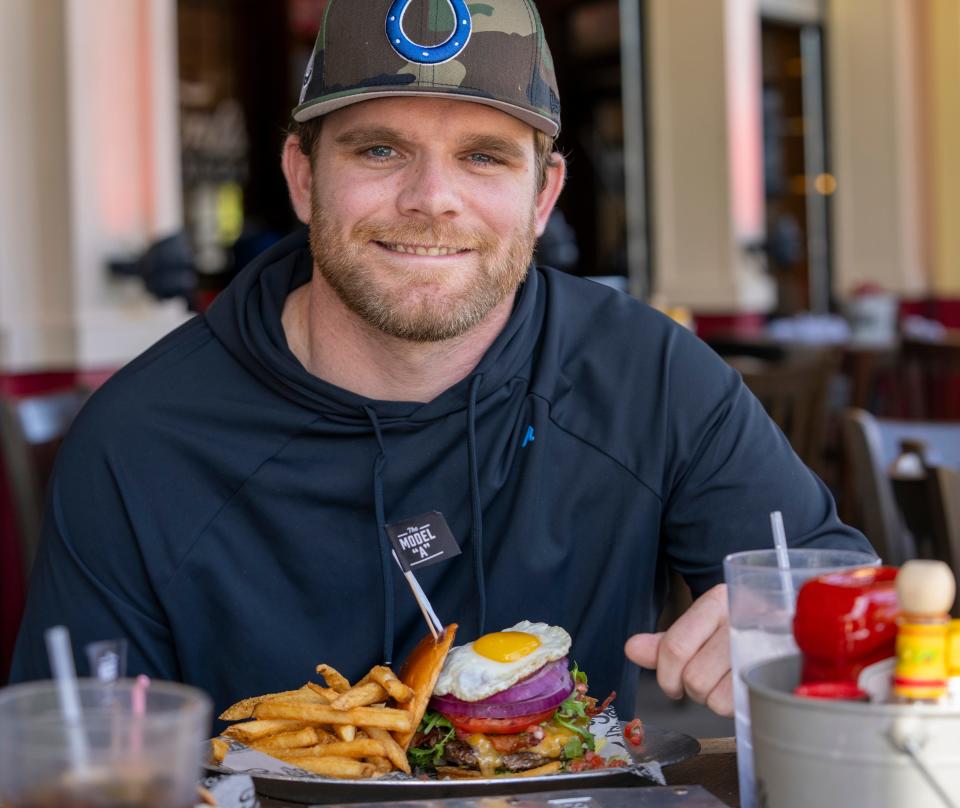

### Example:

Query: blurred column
xmin=0 ymin=0 xmax=75 ymax=369
xmin=619 ymin=0 xmax=649 ymax=301
xmin=647 ymin=0 xmax=774 ymax=314
xmin=827 ymin=0 xmax=928 ymax=298
xmin=924 ymin=0 xmax=960 ymax=296
xmin=0 ymin=0 xmax=189 ymax=374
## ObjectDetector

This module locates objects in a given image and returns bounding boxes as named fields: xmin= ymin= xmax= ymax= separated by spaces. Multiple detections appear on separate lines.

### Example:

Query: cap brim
xmin=293 ymin=89 xmax=559 ymax=138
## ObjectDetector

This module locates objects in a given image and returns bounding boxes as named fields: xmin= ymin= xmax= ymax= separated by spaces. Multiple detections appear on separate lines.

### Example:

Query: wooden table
xmin=256 ymin=738 xmax=740 ymax=807
xmin=664 ymin=737 xmax=738 ymax=807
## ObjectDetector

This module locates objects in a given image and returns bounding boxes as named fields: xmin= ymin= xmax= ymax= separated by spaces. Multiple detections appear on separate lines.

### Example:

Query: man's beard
xmin=308 ymin=198 xmax=537 ymax=343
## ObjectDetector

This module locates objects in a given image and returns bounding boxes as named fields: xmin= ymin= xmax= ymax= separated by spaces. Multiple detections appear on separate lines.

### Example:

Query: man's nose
xmin=396 ymin=156 xmax=463 ymax=220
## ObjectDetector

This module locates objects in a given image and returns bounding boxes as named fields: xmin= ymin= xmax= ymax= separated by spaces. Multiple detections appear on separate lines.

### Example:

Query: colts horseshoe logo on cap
xmin=386 ymin=0 xmax=473 ymax=65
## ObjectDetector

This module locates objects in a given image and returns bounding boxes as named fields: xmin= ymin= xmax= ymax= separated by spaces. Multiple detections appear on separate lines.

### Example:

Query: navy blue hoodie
xmin=11 ymin=230 xmax=871 ymax=716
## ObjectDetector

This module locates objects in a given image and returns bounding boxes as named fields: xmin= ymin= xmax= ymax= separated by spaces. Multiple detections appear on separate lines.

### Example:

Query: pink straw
xmin=131 ymin=674 xmax=151 ymax=759
xmin=132 ymin=674 xmax=150 ymax=716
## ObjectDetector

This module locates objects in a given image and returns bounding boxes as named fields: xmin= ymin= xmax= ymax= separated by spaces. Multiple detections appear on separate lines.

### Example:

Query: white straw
xmin=770 ymin=511 xmax=796 ymax=609
xmin=44 ymin=625 xmax=90 ymax=773
xmin=392 ymin=551 xmax=443 ymax=639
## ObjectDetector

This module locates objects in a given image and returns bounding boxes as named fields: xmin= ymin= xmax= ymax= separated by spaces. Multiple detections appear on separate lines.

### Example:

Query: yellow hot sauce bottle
xmin=893 ymin=560 xmax=956 ymax=703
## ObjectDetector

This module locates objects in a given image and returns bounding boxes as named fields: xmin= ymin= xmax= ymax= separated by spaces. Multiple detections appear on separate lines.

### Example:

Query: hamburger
xmin=395 ymin=621 xmax=617 ymax=776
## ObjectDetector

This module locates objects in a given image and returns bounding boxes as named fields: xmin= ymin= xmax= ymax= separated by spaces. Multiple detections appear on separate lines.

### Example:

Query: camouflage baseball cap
xmin=293 ymin=0 xmax=561 ymax=136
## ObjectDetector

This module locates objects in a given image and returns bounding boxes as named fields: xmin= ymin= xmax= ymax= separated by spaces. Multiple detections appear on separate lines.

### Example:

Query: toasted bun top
xmin=392 ymin=624 xmax=458 ymax=751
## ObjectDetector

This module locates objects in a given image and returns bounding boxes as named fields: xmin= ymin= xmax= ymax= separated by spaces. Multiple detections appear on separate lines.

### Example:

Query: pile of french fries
xmin=211 ymin=663 xmax=415 ymax=779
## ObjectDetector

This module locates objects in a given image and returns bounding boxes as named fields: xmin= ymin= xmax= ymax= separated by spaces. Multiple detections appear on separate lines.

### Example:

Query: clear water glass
xmin=724 ymin=547 xmax=879 ymax=808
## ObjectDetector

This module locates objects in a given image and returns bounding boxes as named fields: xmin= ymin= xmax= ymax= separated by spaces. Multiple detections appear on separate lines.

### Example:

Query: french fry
xmin=271 ymin=685 xmax=331 ymax=705
xmin=502 ymin=761 xmax=563 ymax=778
xmin=249 ymin=726 xmax=320 ymax=750
xmin=364 ymin=665 xmax=414 ymax=703
xmin=367 ymin=756 xmax=393 ymax=775
xmin=312 ymin=725 xmax=339 ymax=744
xmin=255 ymin=745 xmax=319 ymax=759
xmin=210 ymin=737 xmax=229 ymax=764
xmin=364 ymin=726 xmax=411 ymax=774
xmin=219 ymin=683 xmax=327 ymax=720
xmin=305 ymin=681 xmax=338 ymax=701
xmin=223 ymin=719 xmax=310 ymax=743
xmin=252 ymin=701 xmax=412 ymax=731
xmin=260 ymin=739 xmax=386 ymax=760
xmin=315 ymin=663 xmax=351 ymax=693
xmin=288 ymin=755 xmax=376 ymax=779
xmin=219 ymin=688 xmax=306 ymax=720
xmin=220 ymin=659 xmax=454 ymax=778
xmin=331 ymin=682 xmax=388 ymax=710
xmin=310 ymin=738 xmax=386 ymax=759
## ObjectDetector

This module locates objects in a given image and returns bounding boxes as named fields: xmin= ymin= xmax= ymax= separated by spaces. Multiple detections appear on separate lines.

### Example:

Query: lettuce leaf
xmin=407 ymin=710 xmax=455 ymax=767
xmin=562 ymin=735 xmax=585 ymax=759
xmin=552 ymin=667 xmax=596 ymax=752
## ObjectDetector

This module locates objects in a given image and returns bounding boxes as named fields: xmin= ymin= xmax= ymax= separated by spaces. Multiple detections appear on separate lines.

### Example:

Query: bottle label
xmin=893 ymin=622 xmax=948 ymax=700
xmin=948 ymin=619 xmax=960 ymax=677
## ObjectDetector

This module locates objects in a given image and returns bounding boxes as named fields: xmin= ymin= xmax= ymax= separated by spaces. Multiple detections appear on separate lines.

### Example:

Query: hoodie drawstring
xmin=363 ymin=405 xmax=396 ymax=665
xmin=363 ymin=374 xmax=486 ymax=662
xmin=467 ymin=374 xmax=486 ymax=635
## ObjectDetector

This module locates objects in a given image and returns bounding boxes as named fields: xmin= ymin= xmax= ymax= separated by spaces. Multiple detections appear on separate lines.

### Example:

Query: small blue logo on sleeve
xmin=386 ymin=0 xmax=473 ymax=65
xmin=521 ymin=426 xmax=536 ymax=448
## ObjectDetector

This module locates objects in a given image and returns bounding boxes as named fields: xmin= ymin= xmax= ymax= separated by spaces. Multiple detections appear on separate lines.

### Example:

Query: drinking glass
xmin=724 ymin=547 xmax=879 ymax=808
xmin=0 ymin=678 xmax=211 ymax=808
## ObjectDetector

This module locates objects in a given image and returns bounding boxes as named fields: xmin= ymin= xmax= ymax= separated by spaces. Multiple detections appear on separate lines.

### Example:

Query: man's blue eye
xmin=368 ymin=146 xmax=394 ymax=159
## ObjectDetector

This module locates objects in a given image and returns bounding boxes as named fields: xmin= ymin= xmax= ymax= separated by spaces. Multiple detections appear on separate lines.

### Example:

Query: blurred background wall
xmin=2 ymin=0 xmax=959 ymax=384
xmin=0 ymin=0 xmax=189 ymax=378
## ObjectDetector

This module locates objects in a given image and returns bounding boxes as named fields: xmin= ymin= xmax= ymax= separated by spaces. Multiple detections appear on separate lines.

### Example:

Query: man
xmin=11 ymin=0 xmax=870 ymax=719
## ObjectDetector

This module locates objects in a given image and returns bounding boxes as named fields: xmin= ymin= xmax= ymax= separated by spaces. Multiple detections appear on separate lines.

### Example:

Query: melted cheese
xmin=467 ymin=733 xmax=503 ymax=777
xmin=531 ymin=725 xmax=576 ymax=759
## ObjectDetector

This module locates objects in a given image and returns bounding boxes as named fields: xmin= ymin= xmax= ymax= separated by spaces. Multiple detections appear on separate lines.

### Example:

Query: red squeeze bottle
xmin=793 ymin=566 xmax=899 ymax=687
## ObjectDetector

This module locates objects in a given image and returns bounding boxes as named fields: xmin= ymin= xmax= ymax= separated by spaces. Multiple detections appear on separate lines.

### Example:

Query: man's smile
xmin=374 ymin=241 xmax=473 ymax=257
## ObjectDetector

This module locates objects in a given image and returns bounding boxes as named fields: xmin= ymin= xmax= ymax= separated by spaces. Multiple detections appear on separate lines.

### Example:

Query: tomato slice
xmin=623 ymin=718 xmax=645 ymax=747
xmin=445 ymin=707 xmax=556 ymax=735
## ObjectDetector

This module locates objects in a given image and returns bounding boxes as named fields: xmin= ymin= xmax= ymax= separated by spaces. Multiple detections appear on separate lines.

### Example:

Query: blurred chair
xmin=927 ymin=464 xmax=960 ymax=579
xmin=891 ymin=455 xmax=960 ymax=617
xmin=900 ymin=331 xmax=960 ymax=419
xmin=727 ymin=349 xmax=840 ymax=479
xmin=0 ymin=388 xmax=87 ymax=683
xmin=0 ymin=451 xmax=26 ymax=685
xmin=842 ymin=408 xmax=960 ymax=565
xmin=0 ymin=388 xmax=87 ymax=574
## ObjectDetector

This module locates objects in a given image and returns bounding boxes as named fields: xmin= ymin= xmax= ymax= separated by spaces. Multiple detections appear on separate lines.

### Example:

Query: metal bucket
xmin=744 ymin=655 xmax=960 ymax=808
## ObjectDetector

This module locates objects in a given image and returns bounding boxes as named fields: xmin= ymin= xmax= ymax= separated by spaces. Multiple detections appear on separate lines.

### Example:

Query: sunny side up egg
xmin=432 ymin=621 xmax=572 ymax=702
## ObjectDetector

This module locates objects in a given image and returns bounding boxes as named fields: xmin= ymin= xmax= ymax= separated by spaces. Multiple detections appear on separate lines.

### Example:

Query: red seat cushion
xmin=0 ymin=452 xmax=26 ymax=684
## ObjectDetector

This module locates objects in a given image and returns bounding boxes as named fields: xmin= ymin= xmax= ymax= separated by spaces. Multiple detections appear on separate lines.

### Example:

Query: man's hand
xmin=624 ymin=583 xmax=733 ymax=717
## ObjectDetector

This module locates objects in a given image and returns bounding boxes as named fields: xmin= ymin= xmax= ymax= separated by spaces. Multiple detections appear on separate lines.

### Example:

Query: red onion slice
xmin=483 ymin=657 xmax=571 ymax=704
xmin=429 ymin=660 xmax=573 ymax=719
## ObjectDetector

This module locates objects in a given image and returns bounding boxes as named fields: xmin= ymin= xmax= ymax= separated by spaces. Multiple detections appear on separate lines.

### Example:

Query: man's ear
xmin=282 ymin=135 xmax=314 ymax=224
xmin=533 ymin=153 xmax=567 ymax=238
